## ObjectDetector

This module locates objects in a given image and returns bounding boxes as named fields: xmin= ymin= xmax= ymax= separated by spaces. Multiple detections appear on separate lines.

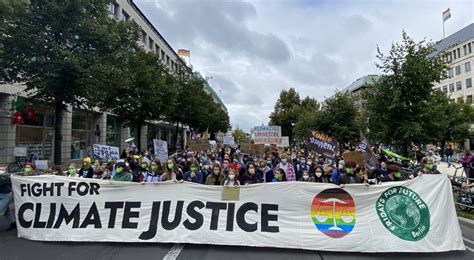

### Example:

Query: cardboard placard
xmin=342 ymin=151 xmax=364 ymax=166
xmin=221 ymin=186 xmax=240 ymax=201
xmin=187 ymin=139 xmax=210 ymax=152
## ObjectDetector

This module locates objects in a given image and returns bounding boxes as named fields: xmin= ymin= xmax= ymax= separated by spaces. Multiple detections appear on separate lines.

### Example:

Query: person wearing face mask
xmin=296 ymin=156 xmax=309 ymax=181
xmin=376 ymin=162 xmax=388 ymax=178
xmin=143 ymin=160 xmax=163 ymax=183
xmin=66 ymin=163 xmax=78 ymax=178
xmin=313 ymin=166 xmax=327 ymax=183
xmin=200 ymin=160 xmax=212 ymax=184
xmin=337 ymin=161 xmax=362 ymax=187
xmin=221 ymin=158 xmax=231 ymax=177
xmin=112 ymin=162 xmax=132 ymax=182
xmin=323 ymin=166 xmax=334 ymax=183
xmin=272 ymin=168 xmax=286 ymax=182
xmin=332 ymin=160 xmax=345 ymax=185
xmin=265 ymin=157 xmax=274 ymax=169
xmin=418 ymin=159 xmax=441 ymax=175
xmin=240 ymin=163 xmax=261 ymax=185
xmin=223 ymin=169 xmax=240 ymax=186
xmin=301 ymin=170 xmax=315 ymax=182
xmin=21 ymin=163 xmax=36 ymax=176
xmin=317 ymin=156 xmax=326 ymax=166
xmin=134 ymin=158 xmax=150 ymax=182
xmin=183 ymin=161 xmax=203 ymax=183
xmin=79 ymin=157 xmax=94 ymax=178
xmin=380 ymin=164 xmax=402 ymax=182
xmin=275 ymin=154 xmax=296 ymax=181
xmin=256 ymin=160 xmax=273 ymax=183
xmin=162 ymin=159 xmax=183 ymax=182
xmin=206 ymin=165 xmax=225 ymax=185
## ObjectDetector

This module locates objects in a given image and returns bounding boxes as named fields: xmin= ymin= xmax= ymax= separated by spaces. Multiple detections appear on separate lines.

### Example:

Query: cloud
xmin=135 ymin=0 xmax=473 ymax=131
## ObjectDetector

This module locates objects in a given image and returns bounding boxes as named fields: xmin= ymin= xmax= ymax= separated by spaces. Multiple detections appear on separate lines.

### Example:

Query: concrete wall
xmin=0 ymin=95 xmax=16 ymax=164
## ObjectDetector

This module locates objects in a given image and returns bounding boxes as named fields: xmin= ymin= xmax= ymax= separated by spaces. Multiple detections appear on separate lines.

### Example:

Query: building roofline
xmin=129 ymin=0 xmax=190 ymax=70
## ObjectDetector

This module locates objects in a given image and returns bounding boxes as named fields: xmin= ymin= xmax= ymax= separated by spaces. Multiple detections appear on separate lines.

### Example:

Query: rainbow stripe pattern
xmin=310 ymin=188 xmax=356 ymax=238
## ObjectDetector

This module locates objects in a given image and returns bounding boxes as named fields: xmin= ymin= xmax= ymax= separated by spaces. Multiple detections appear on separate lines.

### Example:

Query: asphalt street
xmin=0 ymin=219 xmax=472 ymax=260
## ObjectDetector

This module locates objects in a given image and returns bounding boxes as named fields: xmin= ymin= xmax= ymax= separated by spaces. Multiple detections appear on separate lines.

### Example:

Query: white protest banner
xmin=11 ymin=175 xmax=464 ymax=252
xmin=277 ymin=136 xmax=289 ymax=147
xmin=153 ymin=139 xmax=168 ymax=163
xmin=92 ymin=144 xmax=120 ymax=161
xmin=223 ymin=136 xmax=235 ymax=145
xmin=253 ymin=126 xmax=281 ymax=144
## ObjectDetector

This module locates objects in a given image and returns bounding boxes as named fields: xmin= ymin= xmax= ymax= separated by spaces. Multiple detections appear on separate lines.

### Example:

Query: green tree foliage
xmin=232 ymin=128 xmax=247 ymax=143
xmin=364 ymin=31 xmax=449 ymax=154
xmin=0 ymin=0 xmax=139 ymax=164
xmin=94 ymin=49 xmax=176 ymax=151
xmin=269 ymin=88 xmax=301 ymax=140
xmin=293 ymin=92 xmax=359 ymax=145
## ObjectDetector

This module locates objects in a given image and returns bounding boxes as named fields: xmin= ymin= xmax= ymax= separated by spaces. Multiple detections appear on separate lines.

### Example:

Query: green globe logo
xmin=376 ymin=186 xmax=430 ymax=241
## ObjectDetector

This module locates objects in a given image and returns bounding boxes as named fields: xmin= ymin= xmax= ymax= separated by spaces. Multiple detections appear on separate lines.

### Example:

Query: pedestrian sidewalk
xmin=436 ymin=161 xmax=464 ymax=177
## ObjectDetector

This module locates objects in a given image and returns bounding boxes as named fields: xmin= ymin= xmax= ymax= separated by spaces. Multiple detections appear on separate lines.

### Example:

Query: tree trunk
xmin=53 ymin=101 xmax=64 ymax=165
xmin=136 ymin=124 xmax=142 ymax=153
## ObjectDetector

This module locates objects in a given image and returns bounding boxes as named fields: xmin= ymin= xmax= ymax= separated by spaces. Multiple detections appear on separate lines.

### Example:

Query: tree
xmin=94 ymin=49 xmax=177 ymax=151
xmin=269 ymin=88 xmax=301 ymax=141
xmin=364 ymin=31 xmax=448 ymax=154
xmin=232 ymin=128 xmax=247 ymax=143
xmin=0 ymin=0 xmax=139 ymax=164
xmin=294 ymin=92 xmax=359 ymax=145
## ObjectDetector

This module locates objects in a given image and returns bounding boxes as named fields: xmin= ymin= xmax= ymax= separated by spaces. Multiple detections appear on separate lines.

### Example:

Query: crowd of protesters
xmin=14 ymin=144 xmax=473 ymax=189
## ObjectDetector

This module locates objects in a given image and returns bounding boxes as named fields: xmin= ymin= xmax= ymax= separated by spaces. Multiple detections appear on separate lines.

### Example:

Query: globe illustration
xmin=386 ymin=195 xmax=421 ymax=230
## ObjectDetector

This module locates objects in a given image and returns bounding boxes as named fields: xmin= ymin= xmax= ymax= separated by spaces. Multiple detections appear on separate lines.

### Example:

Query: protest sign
xmin=12 ymin=175 xmax=464 ymax=252
xmin=306 ymin=130 xmax=339 ymax=158
xmin=34 ymin=160 xmax=48 ymax=170
xmin=153 ymin=139 xmax=168 ymax=163
xmin=223 ymin=136 xmax=235 ymax=145
xmin=253 ymin=126 xmax=281 ymax=144
xmin=277 ymin=136 xmax=289 ymax=147
xmin=187 ymin=139 xmax=210 ymax=152
xmin=92 ymin=144 xmax=120 ymax=161
xmin=239 ymin=143 xmax=265 ymax=155
xmin=342 ymin=151 xmax=364 ymax=166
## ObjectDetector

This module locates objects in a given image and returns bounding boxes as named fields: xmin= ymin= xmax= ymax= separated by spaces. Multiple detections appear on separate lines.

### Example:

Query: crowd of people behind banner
xmin=15 ymin=143 xmax=474 ymax=189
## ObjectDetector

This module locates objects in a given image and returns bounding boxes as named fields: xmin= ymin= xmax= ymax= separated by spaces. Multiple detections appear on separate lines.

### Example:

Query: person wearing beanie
xmin=79 ymin=157 xmax=94 ymax=178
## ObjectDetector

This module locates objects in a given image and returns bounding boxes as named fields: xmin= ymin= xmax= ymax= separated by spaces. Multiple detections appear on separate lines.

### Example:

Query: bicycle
xmin=451 ymin=166 xmax=473 ymax=212
xmin=7 ymin=156 xmax=27 ymax=173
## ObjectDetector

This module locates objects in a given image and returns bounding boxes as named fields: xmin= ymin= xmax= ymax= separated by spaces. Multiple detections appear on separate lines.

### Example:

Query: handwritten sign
xmin=93 ymin=144 xmax=120 ymax=161
xmin=223 ymin=136 xmax=235 ymax=145
xmin=188 ymin=139 xmax=210 ymax=152
xmin=153 ymin=139 xmax=168 ymax=163
xmin=253 ymin=125 xmax=281 ymax=144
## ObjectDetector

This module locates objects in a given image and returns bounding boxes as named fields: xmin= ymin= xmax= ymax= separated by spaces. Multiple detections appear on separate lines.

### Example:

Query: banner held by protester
xmin=11 ymin=175 xmax=465 ymax=252
xmin=307 ymin=130 xmax=339 ymax=159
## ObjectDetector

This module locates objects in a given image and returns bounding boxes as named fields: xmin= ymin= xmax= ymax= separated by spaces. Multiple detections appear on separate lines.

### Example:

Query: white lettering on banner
xmin=11 ymin=175 xmax=465 ymax=252
xmin=92 ymin=144 xmax=119 ymax=161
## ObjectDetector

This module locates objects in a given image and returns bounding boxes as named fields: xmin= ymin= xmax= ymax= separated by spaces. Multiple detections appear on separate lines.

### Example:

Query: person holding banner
xmin=183 ymin=161 xmax=203 ymax=184
xmin=337 ymin=161 xmax=363 ymax=187
xmin=312 ymin=166 xmax=327 ymax=183
xmin=163 ymin=159 xmax=183 ymax=182
xmin=272 ymin=168 xmax=286 ymax=182
xmin=135 ymin=158 xmax=151 ymax=182
xmin=205 ymin=165 xmax=225 ymax=185
xmin=301 ymin=170 xmax=315 ymax=182
xmin=78 ymin=157 xmax=94 ymax=178
xmin=142 ymin=160 xmax=163 ymax=183
xmin=240 ymin=163 xmax=261 ymax=185
xmin=112 ymin=162 xmax=132 ymax=182
xmin=380 ymin=164 xmax=402 ymax=182
xmin=66 ymin=163 xmax=78 ymax=178
xmin=223 ymin=168 xmax=240 ymax=186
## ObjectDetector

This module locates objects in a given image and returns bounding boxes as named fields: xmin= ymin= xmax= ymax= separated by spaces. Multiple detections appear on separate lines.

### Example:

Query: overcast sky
xmin=135 ymin=0 xmax=473 ymax=132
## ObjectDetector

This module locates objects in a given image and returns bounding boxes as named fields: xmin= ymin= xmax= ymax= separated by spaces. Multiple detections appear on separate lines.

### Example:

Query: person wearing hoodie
xmin=206 ymin=164 xmax=225 ymax=185
xmin=183 ymin=161 xmax=203 ymax=184
xmin=256 ymin=160 xmax=273 ymax=183
xmin=112 ymin=162 xmax=132 ymax=182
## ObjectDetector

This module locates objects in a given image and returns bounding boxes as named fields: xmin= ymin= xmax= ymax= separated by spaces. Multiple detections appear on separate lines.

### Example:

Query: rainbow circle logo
xmin=311 ymin=188 xmax=356 ymax=238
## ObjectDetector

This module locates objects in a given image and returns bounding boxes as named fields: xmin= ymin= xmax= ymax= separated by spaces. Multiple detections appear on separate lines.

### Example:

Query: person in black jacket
xmin=78 ymin=157 xmax=94 ymax=178
xmin=337 ymin=161 xmax=363 ymax=187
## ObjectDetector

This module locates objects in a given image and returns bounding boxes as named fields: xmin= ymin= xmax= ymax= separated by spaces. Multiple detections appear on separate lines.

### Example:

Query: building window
xmin=141 ymin=30 xmax=147 ymax=45
xmin=455 ymin=65 xmax=461 ymax=75
xmin=155 ymin=44 xmax=160 ymax=55
xmin=448 ymin=68 xmax=453 ymax=78
xmin=467 ymin=78 xmax=472 ymax=89
xmin=466 ymin=62 xmax=471 ymax=72
xmin=457 ymin=48 xmax=461 ymax=58
xmin=456 ymin=81 xmax=462 ymax=91
xmin=449 ymin=83 xmax=454 ymax=92
xmin=464 ymin=45 xmax=467 ymax=56
xmin=468 ymin=43 xmax=472 ymax=54
xmin=442 ymin=85 xmax=448 ymax=93
xmin=71 ymin=111 xmax=95 ymax=160
xmin=166 ymin=55 xmax=170 ymax=66
xmin=106 ymin=115 xmax=121 ymax=147
xmin=467 ymin=95 xmax=473 ymax=104
xmin=161 ymin=50 xmax=165 ymax=62
xmin=148 ymin=37 xmax=154 ymax=50
xmin=453 ymin=50 xmax=457 ymax=59
xmin=122 ymin=10 xmax=129 ymax=21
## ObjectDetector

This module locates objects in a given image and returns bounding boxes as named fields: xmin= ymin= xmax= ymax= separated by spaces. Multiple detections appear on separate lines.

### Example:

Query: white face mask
xmin=229 ymin=174 xmax=235 ymax=180
xmin=307 ymin=161 xmax=312 ymax=166
xmin=204 ymin=165 xmax=210 ymax=169
xmin=303 ymin=175 xmax=309 ymax=180
xmin=281 ymin=159 xmax=287 ymax=164
xmin=338 ymin=165 xmax=344 ymax=170
xmin=248 ymin=169 xmax=255 ymax=174
xmin=315 ymin=172 xmax=323 ymax=177
xmin=213 ymin=169 xmax=220 ymax=174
